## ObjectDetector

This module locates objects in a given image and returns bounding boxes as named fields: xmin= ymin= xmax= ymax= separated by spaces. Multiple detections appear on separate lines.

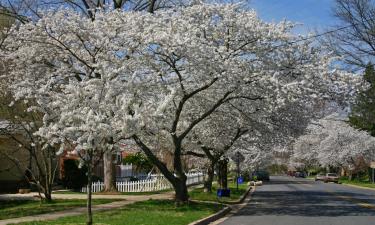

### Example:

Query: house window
xmin=115 ymin=152 xmax=122 ymax=164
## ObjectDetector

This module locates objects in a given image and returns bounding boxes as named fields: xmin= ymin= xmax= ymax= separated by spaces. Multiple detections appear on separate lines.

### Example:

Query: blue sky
xmin=250 ymin=0 xmax=338 ymax=34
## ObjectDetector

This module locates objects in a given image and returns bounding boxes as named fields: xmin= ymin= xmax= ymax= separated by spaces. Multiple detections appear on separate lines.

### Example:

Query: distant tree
xmin=122 ymin=152 xmax=153 ymax=173
xmin=349 ymin=64 xmax=375 ymax=135
xmin=324 ymin=0 xmax=375 ymax=69
xmin=292 ymin=114 xmax=375 ymax=176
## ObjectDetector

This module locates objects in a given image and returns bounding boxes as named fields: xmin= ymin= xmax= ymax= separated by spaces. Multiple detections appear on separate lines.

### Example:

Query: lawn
xmin=339 ymin=177 xmax=375 ymax=189
xmin=0 ymin=199 xmax=118 ymax=220
xmin=189 ymin=182 xmax=249 ymax=203
xmin=17 ymin=200 xmax=222 ymax=225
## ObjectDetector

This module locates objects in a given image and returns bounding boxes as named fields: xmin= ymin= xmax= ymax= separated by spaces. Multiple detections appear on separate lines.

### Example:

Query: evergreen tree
xmin=349 ymin=63 xmax=375 ymax=136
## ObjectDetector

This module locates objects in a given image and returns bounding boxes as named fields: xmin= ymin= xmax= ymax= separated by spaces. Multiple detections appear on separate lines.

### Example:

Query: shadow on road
xmin=262 ymin=180 xmax=314 ymax=185
xmin=236 ymin=190 xmax=375 ymax=217
xmin=236 ymin=178 xmax=375 ymax=217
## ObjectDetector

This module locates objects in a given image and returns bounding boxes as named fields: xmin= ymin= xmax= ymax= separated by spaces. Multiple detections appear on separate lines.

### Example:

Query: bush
xmin=268 ymin=164 xmax=288 ymax=174
xmin=129 ymin=176 xmax=139 ymax=182
xmin=123 ymin=152 xmax=153 ymax=172
xmin=62 ymin=159 xmax=88 ymax=190
xmin=241 ymin=170 xmax=251 ymax=182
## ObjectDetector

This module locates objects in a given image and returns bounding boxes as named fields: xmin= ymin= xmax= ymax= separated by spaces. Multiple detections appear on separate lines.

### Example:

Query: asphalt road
xmin=219 ymin=175 xmax=375 ymax=225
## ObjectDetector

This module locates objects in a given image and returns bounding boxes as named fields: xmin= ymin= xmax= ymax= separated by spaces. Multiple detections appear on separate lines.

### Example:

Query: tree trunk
xmin=217 ymin=159 xmax=228 ymax=189
xmin=103 ymin=151 xmax=117 ymax=192
xmin=44 ymin=191 xmax=52 ymax=202
xmin=172 ymin=176 xmax=189 ymax=205
xmin=204 ymin=162 xmax=215 ymax=193
xmin=86 ymin=161 xmax=93 ymax=225
xmin=348 ymin=171 xmax=352 ymax=181
xmin=43 ymin=179 xmax=52 ymax=202
xmin=42 ymin=172 xmax=53 ymax=202
xmin=132 ymin=135 xmax=189 ymax=203
xmin=172 ymin=141 xmax=189 ymax=204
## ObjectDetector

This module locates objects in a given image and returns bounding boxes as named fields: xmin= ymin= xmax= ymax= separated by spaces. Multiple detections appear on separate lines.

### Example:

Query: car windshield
xmin=327 ymin=173 xmax=337 ymax=176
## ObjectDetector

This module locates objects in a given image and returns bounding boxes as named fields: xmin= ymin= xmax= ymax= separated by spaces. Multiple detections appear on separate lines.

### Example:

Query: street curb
xmin=224 ymin=185 xmax=252 ymax=204
xmin=188 ymin=185 xmax=252 ymax=225
xmin=341 ymin=183 xmax=375 ymax=191
xmin=188 ymin=205 xmax=231 ymax=225
xmin=209 ymin=187 xmax=256 ymax=225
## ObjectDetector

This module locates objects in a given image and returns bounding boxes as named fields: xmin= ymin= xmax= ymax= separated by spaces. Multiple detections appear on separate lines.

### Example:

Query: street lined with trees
xmin=1 ymin=1 xmax=375 ymax=225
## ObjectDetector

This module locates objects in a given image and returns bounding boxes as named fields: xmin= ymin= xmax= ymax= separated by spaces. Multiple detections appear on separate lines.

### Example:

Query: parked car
xmin=287 ymin=171 xmax=295 ymax=176
xmin=294 ymin=171 xmax=306 ymax=178
xmin=315 ymin=173 xmax=326 ymax=181
xmin=252 ymin=171 xmax=270 ymax=181
xmin=324 ymin=173 xmax=339 ymax=183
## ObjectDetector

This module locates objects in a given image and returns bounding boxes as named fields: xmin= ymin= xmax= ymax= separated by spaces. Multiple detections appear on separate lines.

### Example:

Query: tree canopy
xmin=349 ymin=64 xmax=375 ymax=135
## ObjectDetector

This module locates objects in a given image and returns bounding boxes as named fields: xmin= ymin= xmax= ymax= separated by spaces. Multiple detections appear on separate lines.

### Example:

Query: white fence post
xmin=81 ymin=172 xmax=204 ymax=193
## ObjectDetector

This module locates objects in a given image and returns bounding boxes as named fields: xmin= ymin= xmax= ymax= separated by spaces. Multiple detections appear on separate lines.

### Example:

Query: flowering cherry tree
xmin=292 ymin=114 xmax=375 ymax=173
xmin=1 ymin=9 xmax=135 ymax=223
xmin=1 ymin=3 xmax=361 ymax=208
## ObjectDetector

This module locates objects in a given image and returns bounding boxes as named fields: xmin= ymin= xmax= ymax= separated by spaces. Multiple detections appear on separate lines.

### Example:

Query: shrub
xmin=62 ymin=159 xmax=88 ymax=190
xmin=123 ymin=152 xmax=153 ymax=172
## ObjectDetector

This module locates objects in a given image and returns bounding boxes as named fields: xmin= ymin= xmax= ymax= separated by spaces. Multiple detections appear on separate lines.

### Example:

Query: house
xmin=0 ymin=121 xmax=35 ymax=192
xmin=58 ymin=141 xmax=140 ymax=183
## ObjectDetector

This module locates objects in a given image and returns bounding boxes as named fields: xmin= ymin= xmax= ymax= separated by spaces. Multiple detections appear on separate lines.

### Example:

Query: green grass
xmin=339 ymin=177 xmax=375 ymax=189
xmin=189 ymin=182 xmax=249 ymax=203
xmin=17 ymin=200 xmax=222 ymax=225
xmin=0 ymin=199 xmax=119 ymax=220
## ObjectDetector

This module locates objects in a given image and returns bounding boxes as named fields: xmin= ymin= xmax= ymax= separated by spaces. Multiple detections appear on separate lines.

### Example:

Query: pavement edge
xmin=340 ymin=183 xmax=375 ymax=191
xmin=188 ymin=185 xmax=254 ymax=225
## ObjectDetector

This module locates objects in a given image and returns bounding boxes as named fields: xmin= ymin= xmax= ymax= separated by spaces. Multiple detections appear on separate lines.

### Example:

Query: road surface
xmin=219 ymin=176 xmax=375 ymax=225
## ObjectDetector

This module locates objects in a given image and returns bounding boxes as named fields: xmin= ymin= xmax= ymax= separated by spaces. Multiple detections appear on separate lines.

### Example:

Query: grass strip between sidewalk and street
xmin=339 ymin=177 xmax=375 ymax=189
xmin=0 ymin=199 xmax=119 ymax=220
xmin=15 ymin=199 xmax=222 ymax=225
xmin=189 ymin=182 xmax=249 ymax=203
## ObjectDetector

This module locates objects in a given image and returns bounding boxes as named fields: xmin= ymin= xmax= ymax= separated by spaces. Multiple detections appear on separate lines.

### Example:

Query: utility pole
xmin=231 ymin=151 xmax=244 ymax=191
xmin=370 ymin=162 xmax=375 ymax=184
xmin=236 ymin=152 xmax=240 ymax=191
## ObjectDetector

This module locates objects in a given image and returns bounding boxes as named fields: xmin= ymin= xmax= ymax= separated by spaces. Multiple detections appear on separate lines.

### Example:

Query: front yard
xmin=0 ymin=199 xmax=119 ymax=220
xmin=16 ymin=200 xmax=222 ymax=225
xmin=0 ymin=182 xmax=250 ymax=224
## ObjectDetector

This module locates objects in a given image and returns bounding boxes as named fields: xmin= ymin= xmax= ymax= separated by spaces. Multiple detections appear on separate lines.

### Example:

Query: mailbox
xmin=217 ymin=188 xmax=231 ymax=197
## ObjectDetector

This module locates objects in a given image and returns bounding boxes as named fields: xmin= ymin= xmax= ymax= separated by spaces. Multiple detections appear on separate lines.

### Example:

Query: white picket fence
xmin=81 ymin=172 xmax=204 ymax=193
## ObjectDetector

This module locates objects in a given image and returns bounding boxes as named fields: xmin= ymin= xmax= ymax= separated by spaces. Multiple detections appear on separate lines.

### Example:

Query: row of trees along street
xmin=289 ymin=0 xmax=375 ymax=182
xmin=0 ymin=1 xmax=372 ymax=225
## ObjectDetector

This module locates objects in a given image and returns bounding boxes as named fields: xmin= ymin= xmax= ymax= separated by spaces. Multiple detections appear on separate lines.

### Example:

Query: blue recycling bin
xmin=217 ymin=188 xmax=231 ymax=197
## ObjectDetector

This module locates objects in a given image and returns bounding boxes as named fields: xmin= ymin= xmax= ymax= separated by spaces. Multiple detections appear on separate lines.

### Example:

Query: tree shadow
xmin=235 ymin=190 xmax=375 ymax=217
xmin=263 ymin=179 xmax=314 ymax=185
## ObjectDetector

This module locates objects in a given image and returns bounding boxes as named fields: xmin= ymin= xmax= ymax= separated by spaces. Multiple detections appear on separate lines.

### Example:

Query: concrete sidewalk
xmin=0 ymin=191 xmax=172 ymax=200
xmin=0 ymin=192 xmax=173 ymax=225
